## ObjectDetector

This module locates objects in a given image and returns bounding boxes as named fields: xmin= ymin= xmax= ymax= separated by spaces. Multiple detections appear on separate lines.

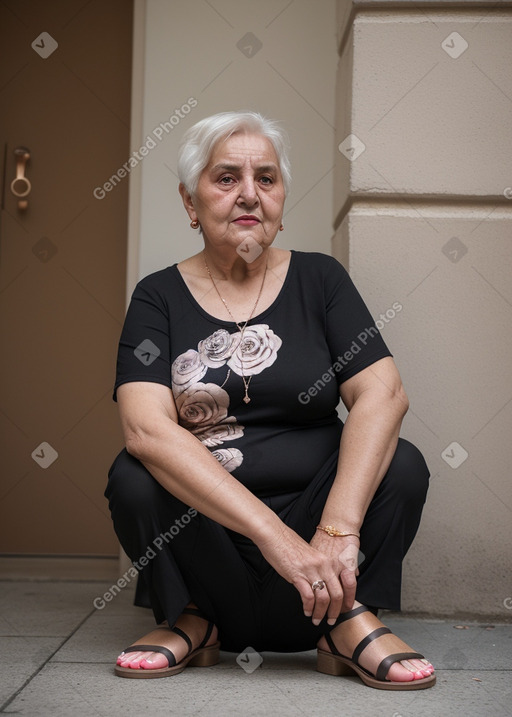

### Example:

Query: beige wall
xmin=334 ymin=1 xmax=512 ymax=616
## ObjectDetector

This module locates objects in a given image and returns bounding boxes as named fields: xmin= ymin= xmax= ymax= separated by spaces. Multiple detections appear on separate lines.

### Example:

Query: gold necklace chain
xmin=203 ymin=250 xmax=268 ymax=404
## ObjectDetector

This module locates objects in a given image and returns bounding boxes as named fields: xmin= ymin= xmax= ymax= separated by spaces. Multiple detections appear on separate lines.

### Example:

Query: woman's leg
xmin=350 ymin=436 xmax=431 ymax=610
xmin=312 ymin=438 xmax=434 ymax=682
xmin=106 ymin=449 xmax=215 ymax=670
xmin=257 ymin=437 xmax=434 ymax=681
xmin=105 ymin=448 xmax=193 ymax=626
xmin=105 ymin=449 xmax=266 ymax=669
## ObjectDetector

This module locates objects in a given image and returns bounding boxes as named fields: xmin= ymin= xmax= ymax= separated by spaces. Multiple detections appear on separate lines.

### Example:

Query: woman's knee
xmin=105 ymin=448 xmax=161 ymax=512
xmin=383 ymin=438 xmax=430 ymax=502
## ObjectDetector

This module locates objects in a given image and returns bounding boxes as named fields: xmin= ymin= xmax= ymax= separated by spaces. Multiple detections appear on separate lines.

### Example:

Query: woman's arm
xmin=118 ymin=381 xmax=280 ymax=541
xmin=310 ymin=357 xmax=409 ymax=608
xmin=117 ymin=381 xmax=347 ymax=624
xmin=321 ymin=356 xmax=408 ymax=531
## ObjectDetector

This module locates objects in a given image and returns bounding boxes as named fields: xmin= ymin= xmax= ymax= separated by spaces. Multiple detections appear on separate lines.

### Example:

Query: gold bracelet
xmin=316 ymin=524 xmax=360 ymax=538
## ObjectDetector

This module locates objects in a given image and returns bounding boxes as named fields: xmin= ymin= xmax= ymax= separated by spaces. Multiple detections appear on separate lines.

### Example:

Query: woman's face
xmin=182 ymin=132 xmax=285 ymax=254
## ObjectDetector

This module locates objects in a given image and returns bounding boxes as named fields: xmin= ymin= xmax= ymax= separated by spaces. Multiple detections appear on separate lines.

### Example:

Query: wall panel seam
xmin=334 ymin=194 xmax=512 ymax=229
xmin=339 ymin=2 xmax=512 ymax=56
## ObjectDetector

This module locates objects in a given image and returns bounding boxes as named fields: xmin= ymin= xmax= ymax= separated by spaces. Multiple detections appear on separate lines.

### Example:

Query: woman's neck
xmin=201 ymin=245 xmax=272 ymax=285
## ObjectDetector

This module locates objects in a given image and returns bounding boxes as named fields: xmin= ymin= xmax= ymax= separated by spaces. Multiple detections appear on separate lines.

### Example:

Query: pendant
xmin=243 ymin=396 xmax=251 ymax=404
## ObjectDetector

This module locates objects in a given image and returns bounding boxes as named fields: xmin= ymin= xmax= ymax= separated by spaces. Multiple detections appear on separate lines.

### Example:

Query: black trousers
xmin=105 ymin=437 xmax=430 ymax=653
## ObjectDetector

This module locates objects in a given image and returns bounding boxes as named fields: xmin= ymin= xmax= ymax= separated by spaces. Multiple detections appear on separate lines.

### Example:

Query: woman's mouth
xmin=233 ymin=215 xmax=260 ymax=225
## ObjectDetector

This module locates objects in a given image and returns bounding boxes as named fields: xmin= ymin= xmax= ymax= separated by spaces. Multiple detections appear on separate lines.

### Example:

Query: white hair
xmin=177 ymin=111 xmax=291 ymax=196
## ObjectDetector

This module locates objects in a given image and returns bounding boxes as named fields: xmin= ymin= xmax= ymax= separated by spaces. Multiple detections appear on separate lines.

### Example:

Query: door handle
xmin=11 ymin=146 xmax=31 ymax=210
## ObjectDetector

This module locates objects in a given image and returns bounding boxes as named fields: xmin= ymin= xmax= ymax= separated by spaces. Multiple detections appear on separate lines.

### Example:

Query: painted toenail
xmin=401 ymin=660 xmax=416 ymax=671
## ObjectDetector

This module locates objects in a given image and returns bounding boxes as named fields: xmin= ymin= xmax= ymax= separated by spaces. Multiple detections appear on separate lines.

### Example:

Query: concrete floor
xmin=1 ymin=568 xmax=511 ymax=717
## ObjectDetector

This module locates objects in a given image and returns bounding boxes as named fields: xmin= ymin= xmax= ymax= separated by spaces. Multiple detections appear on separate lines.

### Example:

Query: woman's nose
xmin=237 ymin=178 xmax=258 ymax=205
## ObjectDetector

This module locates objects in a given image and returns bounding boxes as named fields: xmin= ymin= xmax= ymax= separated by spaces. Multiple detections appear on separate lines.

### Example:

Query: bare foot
xmin=317 ymin=601 xmax=434 ymax=682
xmin=116 ymin=605 xmax=218 ymax=671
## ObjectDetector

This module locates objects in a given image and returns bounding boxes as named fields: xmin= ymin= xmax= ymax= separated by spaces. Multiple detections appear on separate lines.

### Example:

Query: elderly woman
xmin=105 ymin=111 xmax=435 ymax=690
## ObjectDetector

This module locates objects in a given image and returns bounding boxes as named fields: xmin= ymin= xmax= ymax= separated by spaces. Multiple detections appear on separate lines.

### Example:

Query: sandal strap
xmin=335 ymin=605 xmax=370 ymax=625
xmin=179 ymin=606 xmax=215 ymax=649
xmin=121 ymin=644 xmax=176 ymax=667
xmin=324 ymin=630 xmax=341 ymax=656
xmin=198 ymin=620 xmax=214 ymax=649
xmin=352 ymin=626 xmax=391 ymax=666
xmin=324 ymin=606 xmax=373 ymax=656
xmin=180 ymin=607 xmax=213 ymax=649
xmin=170 ymin=625 xmax=193 ymax=653
xmin=376 ymin=651 xmax=424 ymax=681
xmin=121 ymin=614 xmax=210 ymax=668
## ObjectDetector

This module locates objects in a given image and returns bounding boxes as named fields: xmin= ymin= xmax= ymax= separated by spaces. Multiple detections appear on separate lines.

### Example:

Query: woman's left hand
xmin=309 ymin=530 xmax=361 ymax=619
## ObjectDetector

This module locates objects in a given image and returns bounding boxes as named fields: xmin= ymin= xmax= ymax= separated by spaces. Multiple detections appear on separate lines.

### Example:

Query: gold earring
xmin=279 ymin=224 xmax=284 ymax=231
xmin=190 ymin=219 xmax=200 ymax=229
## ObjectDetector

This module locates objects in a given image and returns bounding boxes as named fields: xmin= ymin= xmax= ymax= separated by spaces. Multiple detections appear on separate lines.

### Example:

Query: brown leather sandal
xmin=317 ymin=605 xmax=436 ymax=691
xmin=115 ymin=607 xmax=220 ymax=679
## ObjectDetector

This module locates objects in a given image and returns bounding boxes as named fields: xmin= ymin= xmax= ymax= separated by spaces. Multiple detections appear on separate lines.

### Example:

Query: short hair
xmin=177 ymin=111 xmax=291 ymax=196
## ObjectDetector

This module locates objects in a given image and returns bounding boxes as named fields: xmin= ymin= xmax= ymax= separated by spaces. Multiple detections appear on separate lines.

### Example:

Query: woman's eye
xmin=260 ymin=176 xmax=273 ymax=185
xmin=219 ymin=176 xmax=234 ymax=184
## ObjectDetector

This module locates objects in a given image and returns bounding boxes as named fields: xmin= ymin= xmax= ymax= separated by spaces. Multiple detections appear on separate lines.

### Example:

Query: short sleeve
xmin=323 ymin=257 xmax=392 ymax=384
xmin=113 ymin=273 xmax=172 ymax=401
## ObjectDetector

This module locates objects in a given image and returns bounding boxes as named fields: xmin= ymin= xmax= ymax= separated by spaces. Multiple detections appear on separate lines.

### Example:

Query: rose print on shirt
xmin=212 ymin=448 xmax=243 ymax=472
xmin=198 ymin=329 xmax=238 ymax=368
xmin=171 ymin=349 xmax=207 ymax=396
xmin=175 ymin=383 xmax=230 ymax=430
xmin=171 ymin=324 xmax=282 ymax=472
xmin=227 ymin=325 xmax=282 ymax=376
xmin=194 ymin=421 xmax=245 ymax=446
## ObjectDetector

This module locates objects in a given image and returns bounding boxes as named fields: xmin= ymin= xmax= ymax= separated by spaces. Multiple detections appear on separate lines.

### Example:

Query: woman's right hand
xmin=255 ymin=522 xmax=346 ymax=626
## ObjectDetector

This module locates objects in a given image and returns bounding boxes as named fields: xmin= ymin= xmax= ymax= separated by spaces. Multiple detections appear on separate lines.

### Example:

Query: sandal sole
xmin=317 ymin=648 xmax=436 ymax=691
xmin=115 ymin=641 xmax=220 ymax=679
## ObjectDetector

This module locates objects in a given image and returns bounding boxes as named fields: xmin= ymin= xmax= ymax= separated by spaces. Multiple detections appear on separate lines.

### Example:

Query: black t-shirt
xmin=114 ymin=250 xmax=392 ymax=498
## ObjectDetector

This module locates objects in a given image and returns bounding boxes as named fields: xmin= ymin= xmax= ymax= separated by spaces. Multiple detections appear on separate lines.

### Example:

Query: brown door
xmin=0 ymin=0 xmax=132 ymax=555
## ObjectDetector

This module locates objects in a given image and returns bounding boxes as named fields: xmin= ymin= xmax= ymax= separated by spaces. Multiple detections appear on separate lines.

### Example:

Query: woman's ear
xmin=179 ymin=183 xmax=196 ymax=221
